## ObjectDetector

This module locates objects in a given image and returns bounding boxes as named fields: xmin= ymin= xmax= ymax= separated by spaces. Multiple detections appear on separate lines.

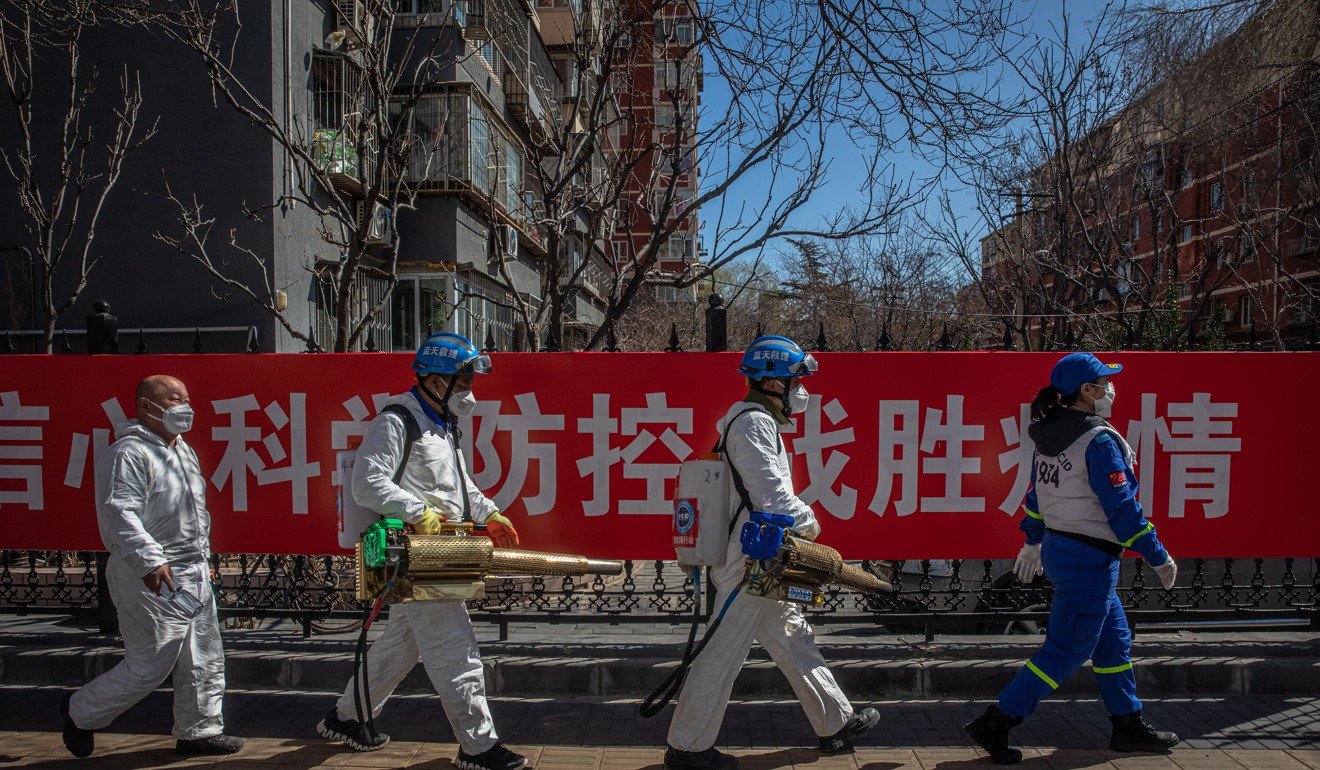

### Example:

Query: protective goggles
xmin=457 ymin=354 xmax=493 ymax=375
xmin=791 ymin=354 xmax=818 ymax=376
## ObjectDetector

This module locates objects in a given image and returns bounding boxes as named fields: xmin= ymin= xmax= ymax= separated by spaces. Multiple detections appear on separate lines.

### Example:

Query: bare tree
xmin=0 ymin=0 xmax=155 ymax=352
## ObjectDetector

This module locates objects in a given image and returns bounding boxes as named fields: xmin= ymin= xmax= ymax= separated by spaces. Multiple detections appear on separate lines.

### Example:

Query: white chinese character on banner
xmin=1127 ymin=392 xmax=1239 ymax=519
xmin=211 ymin=393 xmax=322 ymax=514
xmin=618 ymin=393 xmax=693 ymax=515
xmin=920 ymin=395 xmax=985 ymax=512
xmin=0 ymin=391 xmax=50 ymax=510
xmin=463 ymin=394 xmax=564 ymax=515
xmin=63 ymin=398 xmax=129 ymax=489
xmin=997 ymin=403 xmax=1034 ymax=515
xmin=576 ymin=395 xmax=619 ymax=517
xmin=870 ymin=400 xmax=920 ymax=516
xmin=792 ymin=395 xmax=857 ymax=520
xmin=869 ymin=396 xmax=985 ymax=515
xmin=329 ymin=393 xmax=391 ymax=484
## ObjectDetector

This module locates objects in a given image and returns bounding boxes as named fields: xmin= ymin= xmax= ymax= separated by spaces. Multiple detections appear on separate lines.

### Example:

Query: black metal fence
xmin=1 ymin=299 xmax=1317 ymax=637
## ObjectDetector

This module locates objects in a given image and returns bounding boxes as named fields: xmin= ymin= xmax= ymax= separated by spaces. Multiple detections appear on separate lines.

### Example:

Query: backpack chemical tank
xmin=672 ymin=452 xmax=734 ymax=567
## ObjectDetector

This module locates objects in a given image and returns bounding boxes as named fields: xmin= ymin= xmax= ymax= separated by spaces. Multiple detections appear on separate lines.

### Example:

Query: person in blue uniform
xmin=964 ymin=352 xmax=1181 ymax=764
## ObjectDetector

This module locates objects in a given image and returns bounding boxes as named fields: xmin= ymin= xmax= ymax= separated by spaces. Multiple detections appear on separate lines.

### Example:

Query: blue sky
xmin=699 ymin=0 xmax=1114 ymax=276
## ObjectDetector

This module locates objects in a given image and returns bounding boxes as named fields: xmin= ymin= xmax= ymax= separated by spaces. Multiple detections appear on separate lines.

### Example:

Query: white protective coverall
xmin=69 ymin=421 xmax=225 ymax=740
xmin=667 ymin=401 xmax=853 ymax=752
xmin=334 ymin=392 xmax=501 ymax=755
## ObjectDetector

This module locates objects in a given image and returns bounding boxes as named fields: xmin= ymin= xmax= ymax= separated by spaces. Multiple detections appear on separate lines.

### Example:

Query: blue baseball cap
xmin=1050 ymin=352 xmax=1123 ymax=395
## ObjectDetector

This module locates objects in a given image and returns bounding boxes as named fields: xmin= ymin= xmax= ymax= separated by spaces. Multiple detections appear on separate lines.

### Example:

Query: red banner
xmin=1 ymin=352 xmax=1316 ymax=558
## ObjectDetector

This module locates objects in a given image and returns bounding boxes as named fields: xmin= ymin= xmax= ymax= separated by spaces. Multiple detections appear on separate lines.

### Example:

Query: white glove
xmin=1013 ymin=543 xmax=1043 ymax=584
xmin=1154 ymin=558 xmax=1178 ymax=590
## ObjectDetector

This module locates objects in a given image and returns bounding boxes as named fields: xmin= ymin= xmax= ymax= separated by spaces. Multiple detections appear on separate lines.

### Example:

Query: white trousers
xmin=666 ymin=566 xmax=853 ymax=752
xmin=70 ymin=558 xmax=225 ymax=740
xmin=335 ymin=600 xmax=498 ymax=755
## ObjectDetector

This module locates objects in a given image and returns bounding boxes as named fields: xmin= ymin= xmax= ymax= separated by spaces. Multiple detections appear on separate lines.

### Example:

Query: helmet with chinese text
xmin=412 ymin=332 xmax=492 ymax=377
xmin=738 ymin=335 xmax=818 ymax=380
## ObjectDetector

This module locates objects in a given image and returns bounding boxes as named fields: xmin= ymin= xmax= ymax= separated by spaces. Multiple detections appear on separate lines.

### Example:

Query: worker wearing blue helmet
xmin=665 ymin=336 xmax=879 ymax=770
xmin=964 ymin=352 xmax=1180 ymax=764
xmin=317 ymin=332 xmax=526 ymax=770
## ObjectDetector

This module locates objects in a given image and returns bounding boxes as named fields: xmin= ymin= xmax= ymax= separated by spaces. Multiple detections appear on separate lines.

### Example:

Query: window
xmin=1210 ymin=181 xmax=1224 ymax=212
xmin=654 ymin=284 xmax=682 ymax=303
xmin=1116 ymin=258 xmax=1135 ymax=296
xmin=1243 ymin=169 xmax=1257 ymax=207
xmin=674 ymin=20 xmax=693 ymax=44
xmin=1238 ymin=295 xmax=1254 ymax=328
xmin=1300 ymin=283 xmax=1320 ymax=324
xmin=1239 ymin=232 xmax=1257 ymax=264
xmin=1179 ymin=282 xmax=1192 ymax=300
xmin=1211 ymin=238 xmax=1228 ymax=267
xmin=612 ymin=241 xmax=628 ymax=263
xmin=1178 ymin=224 xmax=1193 ymax=244
xmin=394 ymin=90 xmax=468 ymax=183
xmin=1132 ymin=214 xmax=1141 ymax=242
xmin=394 ymin=0 xmax=462 ymax=18
xmin=654 ymin=103 xmax=679 ymax=130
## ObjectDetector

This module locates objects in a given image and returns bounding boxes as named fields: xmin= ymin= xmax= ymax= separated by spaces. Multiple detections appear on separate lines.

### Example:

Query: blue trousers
xmin=998 ymin=533 xmax=1142 ymax=719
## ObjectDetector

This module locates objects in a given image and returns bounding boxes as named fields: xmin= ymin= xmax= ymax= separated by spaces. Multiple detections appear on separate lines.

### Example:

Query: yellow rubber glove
xmin=485 ymin=512 xmax=520 ymax=548
xmin=412 ymin=507 xmax=445 ymax=536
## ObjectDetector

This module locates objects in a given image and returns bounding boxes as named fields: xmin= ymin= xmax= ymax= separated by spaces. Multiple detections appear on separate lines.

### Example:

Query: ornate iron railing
xmin=2 ymin=551 xmax=1314 ymax=637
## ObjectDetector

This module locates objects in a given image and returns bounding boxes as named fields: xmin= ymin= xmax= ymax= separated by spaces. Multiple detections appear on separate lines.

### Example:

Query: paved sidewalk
xmin=0 ymin=686 xmax=1317 ymax=768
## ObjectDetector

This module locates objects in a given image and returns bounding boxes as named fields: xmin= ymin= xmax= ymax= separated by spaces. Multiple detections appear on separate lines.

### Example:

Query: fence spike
xmin=247 ymin=327 xmax=262 ymax=353
xmin=937 ymin=322 xmax=952 ymax=351
xmin=483 ymin=327 xmax=497 ymax=353
xmin=877 ymin=324 xmax=892 ymax=351
xmin=1248 ymin=322 xmax=1259 ymax=350
xmin=59 ymin=330 xmax=72 ymax=354
xmin=1001 ymin=322 xmax=1017 ymax=351
xmin=365 ymin=325 xmax=378 ymax=352
xmin=1064 ymin=325 xmax=1077 ymax=350
xmin=666 ymin=322 xmax=682 ymax=352
xmin=134 ymin=328 xmax=149 ymax=354
xmin=814 ymin=321 xmax=830 ymax=352
xmin=305 ymin=324 xmax=319 ymax=353
xmin=605 ymin=321 xmax=619 ymax=352
xmin=192 ymin=328 xmax=205 ymax=353
xmin=1125 ymin=327 xmax=1137 ymax=350
xmin=2 ymin=331 xmax=13 ymax=354
xmin=755 ymin=322 xmax=763 ymax=339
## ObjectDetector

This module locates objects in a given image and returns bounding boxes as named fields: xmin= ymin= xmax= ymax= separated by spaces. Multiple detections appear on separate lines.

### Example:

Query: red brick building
xmin=980 ymin=3 xmax=1319 ymax=349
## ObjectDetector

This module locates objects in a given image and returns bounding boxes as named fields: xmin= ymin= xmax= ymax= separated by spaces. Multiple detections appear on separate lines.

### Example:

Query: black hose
xmin=353 ymin=561 xmax=398 ymax=732
xmin=639 ymin=576 xmax=741 ymax=719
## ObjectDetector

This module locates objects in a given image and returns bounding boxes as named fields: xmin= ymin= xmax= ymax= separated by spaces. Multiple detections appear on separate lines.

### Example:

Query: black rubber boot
xmin=819 ymin=706 xmax=881 ymax=754
xmin=1109 ymin=711 xmax=1179 ymax=753
xmin=59 ymin=692 xmax=95 ymax=758
xmin=664 ymin=745 xmax=740 ymax=770
xmin=316 ymin=707 xmax=390 ymax=752
xmin=963 ymin=705 xmax=1023 ymax=765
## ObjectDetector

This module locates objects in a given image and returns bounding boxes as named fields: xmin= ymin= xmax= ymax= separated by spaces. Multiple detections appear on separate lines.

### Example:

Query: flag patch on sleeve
xmin=1108 ymin=471 xmax=1128 ymax=488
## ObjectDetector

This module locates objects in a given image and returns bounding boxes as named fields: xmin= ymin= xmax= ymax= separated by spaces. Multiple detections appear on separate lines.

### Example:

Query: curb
xmin=3 ymin=644 xmax=1318 ymax=697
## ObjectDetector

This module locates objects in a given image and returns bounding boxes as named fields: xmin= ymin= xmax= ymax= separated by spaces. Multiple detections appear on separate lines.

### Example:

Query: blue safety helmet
xmin=1050 ymin=352 xmax=1121 ymax=395
xmin=412 ymin=332 xmax=492 ymax=377
xmin=738 ymin=335 xmax=818 ymax=380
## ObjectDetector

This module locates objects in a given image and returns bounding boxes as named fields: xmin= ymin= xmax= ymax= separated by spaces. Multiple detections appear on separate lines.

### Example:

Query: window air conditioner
xmin=358 ymin=202 xmax=393 ymax=246
xmin=503 ymin=224 xmax=519 ymax=258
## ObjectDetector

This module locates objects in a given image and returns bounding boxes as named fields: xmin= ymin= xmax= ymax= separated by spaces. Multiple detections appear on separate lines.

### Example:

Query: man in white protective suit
xmin=315 ymin=331 xmax=526 ymax=770
xmin=664 ymin=336 xmax=880 ymax=770
xmin=61 ymin=375 xmax=244 ymax=759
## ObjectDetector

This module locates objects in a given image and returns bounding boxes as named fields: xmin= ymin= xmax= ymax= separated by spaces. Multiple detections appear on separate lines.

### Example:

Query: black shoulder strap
xmin=381 ymin=404 xmax=423 ymax=486
xmin=714 ymin=407 xmax=784 ymax=533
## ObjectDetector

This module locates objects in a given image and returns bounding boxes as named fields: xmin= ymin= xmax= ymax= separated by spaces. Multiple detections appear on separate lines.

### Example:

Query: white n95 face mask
xmin=149 ymin=401 xmax=195 ymax=434
xmin=449 ymin=390 xmax=478 ymax=419
xmin=787 ymin=384 xmax=810 ymax=416
xmin=1093 ymin=383 xmax=1116 ymax=418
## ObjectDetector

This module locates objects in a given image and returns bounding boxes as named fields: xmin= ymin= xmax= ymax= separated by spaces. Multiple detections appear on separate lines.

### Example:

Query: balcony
xmin=310 ymin=128 xmax=374 ymax=198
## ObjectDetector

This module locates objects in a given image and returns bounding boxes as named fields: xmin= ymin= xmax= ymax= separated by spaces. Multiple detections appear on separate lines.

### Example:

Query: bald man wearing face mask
xmin=61 ymin=376 xmax=244 ymax=759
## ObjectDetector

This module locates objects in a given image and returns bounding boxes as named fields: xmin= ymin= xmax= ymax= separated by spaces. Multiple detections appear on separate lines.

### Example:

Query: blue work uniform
xmin=998 ymin=408 xmax=1171 ymax=720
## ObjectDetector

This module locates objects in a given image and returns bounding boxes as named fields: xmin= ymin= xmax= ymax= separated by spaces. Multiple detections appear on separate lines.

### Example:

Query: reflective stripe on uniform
xmin=1121 ymin=521 xmax=1155 ymax=548
xmin=1024 ymin=507 xmax=1043 ymax=520
xmin=1092 ymin=662 xmax=1134 ymax=674
xmin=1025 ymin=661 xmax=1059 ymax=689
